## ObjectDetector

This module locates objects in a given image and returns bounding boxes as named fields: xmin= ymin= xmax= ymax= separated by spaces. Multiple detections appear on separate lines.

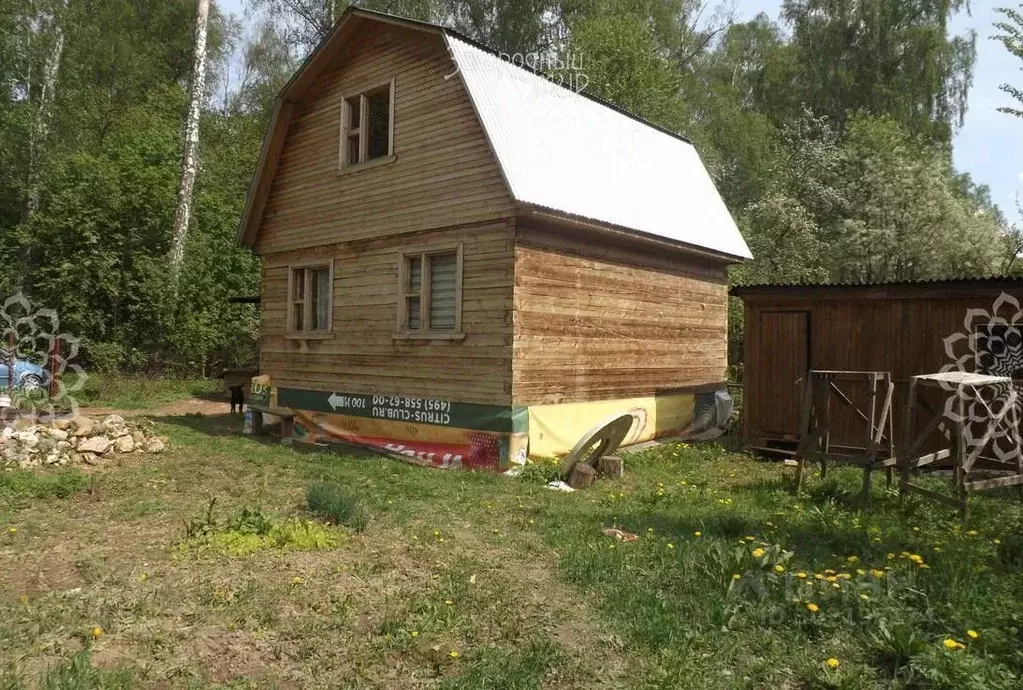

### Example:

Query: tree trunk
xmin=24 ymin=2 xmax=66 ymax=220
xmin=169 ymin=0 xmax=211 ymax=285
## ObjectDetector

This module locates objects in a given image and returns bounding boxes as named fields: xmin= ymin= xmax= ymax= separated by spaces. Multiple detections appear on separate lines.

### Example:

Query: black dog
xmin=229 ymin=385 xmax=245 ymax=415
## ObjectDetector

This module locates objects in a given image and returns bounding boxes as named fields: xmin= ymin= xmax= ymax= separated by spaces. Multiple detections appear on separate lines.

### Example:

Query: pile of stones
xmin=0 ymin=414 xmax=166 ymax=470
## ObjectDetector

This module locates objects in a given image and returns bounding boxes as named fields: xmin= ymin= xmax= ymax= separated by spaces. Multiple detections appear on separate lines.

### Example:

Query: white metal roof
xmin=445 ymin=35 xmax=753 ymax=260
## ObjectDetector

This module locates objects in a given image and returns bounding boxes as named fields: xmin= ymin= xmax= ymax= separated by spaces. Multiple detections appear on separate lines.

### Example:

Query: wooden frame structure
xmin=900 ymin=372 xmax=1023 ymax=517
xmin=793 ymin=370 xmax=896 ymax=501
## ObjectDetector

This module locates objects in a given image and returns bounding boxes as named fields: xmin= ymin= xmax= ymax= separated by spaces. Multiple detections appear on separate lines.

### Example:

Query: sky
xmin=220 ymin=0 xmax=1023 ymax=221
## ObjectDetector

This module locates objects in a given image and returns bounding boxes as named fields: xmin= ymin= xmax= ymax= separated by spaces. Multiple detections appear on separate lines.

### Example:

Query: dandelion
xmin=825 ymin=658 xmax=840 ymax=670
xmin=744 ymin=536 xmax=756 ymax=541
xmin=909 ymin=554 xmax=924 ymax=564
xmin=449 ymin=650 xmax=459 ymax=658
xmin=967 ymin=530 xmax=978 ymax=537
xmin=886 ymin=553 xmax=895 ymax=560
xmin=967 ymin=630 xmax=979 ymax=640
xmin=528 ymin=519 xmax=535 ymax=525
xmin=797 ymin=571 xmax=807 ymax=579
xmin=856 ymin=569 xmax=866 ymax=576
xmin=7 ymin=527 xmax=15 ymax=535
xmin=411 ymin=631 xmax=419 ymax=637
xmin=434 ymin=530 xmax=440 ymax=537
xmin=870 ymin=569 xmax=885 ymax=578
xmin=831 ymin=582 xmax=841 ymax=590
xmin=90 ymin=626 xmax=103 ymax=640
xmin=693 ymin=531 xmax=702 ymax=537
xmin=806 ymin=603 xmax=819 ymax=613
xmin=860 ymin=594 xmax=869 ymax=601
xmin=139 ymin=572 xmax=148 ymax=582
xmin=667 ymin=543 xmax=675 ymax=550
xmin=444 ymin=600 xmax=453 ymax=606
xmin=846 ymin=555 xmax=859 ymax=564
xmin=751 ymin=548 xmax=765 ymax=558
xmin=993 ymin=539 xmax=1001 ymax=545
xmin=291 ymin=576 xmax=303 ymax=585
xmin=439 ymin=537 xmax=445 ymax=543
xmin=943 ymin=638 xmax=965 ymax=651
xmin=824 ymin=569 xmax=836 ymax=575
xmin=774 ymin=564 xmax=785 ymax=574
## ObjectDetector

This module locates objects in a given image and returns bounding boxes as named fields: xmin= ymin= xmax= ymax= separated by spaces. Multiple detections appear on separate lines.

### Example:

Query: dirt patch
xmin=78 ymin=397 xmax=231 ymax=419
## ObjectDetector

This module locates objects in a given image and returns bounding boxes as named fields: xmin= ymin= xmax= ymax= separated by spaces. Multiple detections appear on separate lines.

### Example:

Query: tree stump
xmin=596 ymin=454 xmax=623 ymax=479
xmin=568 ymin=462 xmax=597 ymax=490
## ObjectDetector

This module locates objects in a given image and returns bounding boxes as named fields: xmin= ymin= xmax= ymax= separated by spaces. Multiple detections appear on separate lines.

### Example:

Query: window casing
xmin=397 ymin=245 xmax=463 ymax=338
xmin=287 ymin=261 xmax=333 ymax=336
xmin=339 ymin=78 xmax=395 ymax=169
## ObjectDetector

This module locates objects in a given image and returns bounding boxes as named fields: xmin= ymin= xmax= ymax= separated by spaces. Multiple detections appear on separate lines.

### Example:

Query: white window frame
xmin=395 ymin=243 xmax=464 ymax=340
xmin=339 ymin=77 xmax=396 ymax=170
xmin=286 ymin=259 xmax=334 ymax=340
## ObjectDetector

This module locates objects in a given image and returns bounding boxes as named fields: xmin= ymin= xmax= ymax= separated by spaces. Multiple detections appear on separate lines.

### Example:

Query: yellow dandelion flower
xmin=751 ymin=548 xmax=765 ymax=558
xmin=744 ymin=536 xmax=756 ymax=541
xmin=870 ymin=569 xmax=885 ymax=578
xmin=826 ymin=576 xmax=838 ymax=583
xmin=846 ymin=555 xmax=859 ymax=564
xmin=7 ymin=527 xmax=15 ymax=535
xmin=90 ymin=626 xmax=103 ymax=640
xmin=139 ymin=572 xmax=148 ymax=582
xmin=444 ymin=600 xmax=453 ymax=605
xmin=693 ymin=531 xmax=702 ymax=537
xmin=291 ymin=576 xmax=303 ymax=585
xmin=966 ymin=530 xmax=978 ymax=537
xmin=806 ymin=603 xmax=819 ymax=613
xmin=732 ymin=573 xmax=742 ymax=580
xmin=856 ymin=569 xmax=866 ymax=576
xmin=832 ymin=582 xmax=841 ymax=590
xmin=967 ymin=630 xmax=979 ymax=640
xmin=919 ymin=563 xmax=930 ymax=569
xmin=434 ymin=530 xmax=440 ymax=536
xmin=449 ymin=650 xmax=459 ymax=658
xmin=824 ymin=569 xmax=836 ymax=575
xmin=774 ymin=564 xmax=785 ymax=574
xmin=667 ymin=543 xmax=675 ymax=549
xmin=411 ymin=631 xmax=419 ymax=637
xmin=993 ymin=539 xmax=1001 ymax=545
xmin=825 ymin=658 xmax=840 ymax=670
xmin=797 ymin=571 xmax=807 ymax=579
xmin=909 ymin=554 xmax=924 ymax=564
xmin=886 ymin=553 xmax=895 ymax=560
xmin=860 ymin=594 xmax=869 ymax=601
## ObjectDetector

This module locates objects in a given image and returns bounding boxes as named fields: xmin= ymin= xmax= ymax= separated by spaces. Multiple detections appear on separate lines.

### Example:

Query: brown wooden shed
xmin=732 ymin=278 xmax=1023 ymax=450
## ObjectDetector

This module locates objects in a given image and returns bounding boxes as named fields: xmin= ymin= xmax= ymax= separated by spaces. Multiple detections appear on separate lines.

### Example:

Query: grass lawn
xmin=66 ymin=374 xmax=224 ymax=411
xmin=2 ymin=414 xmax=1022 ymax=689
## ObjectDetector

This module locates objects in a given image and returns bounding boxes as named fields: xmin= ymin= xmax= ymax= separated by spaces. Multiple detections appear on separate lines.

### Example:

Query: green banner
xmin=276 ymin=387 xmax=528 ymax=433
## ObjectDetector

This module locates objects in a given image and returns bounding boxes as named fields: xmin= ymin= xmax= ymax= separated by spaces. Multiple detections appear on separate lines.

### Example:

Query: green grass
xmin=306 ymin=482 xmax=371 ymax=531
xmin=63 ymin=373 xmax=222 ymax=410
xmin=2 ymin=415 xmax=1023 ymax=688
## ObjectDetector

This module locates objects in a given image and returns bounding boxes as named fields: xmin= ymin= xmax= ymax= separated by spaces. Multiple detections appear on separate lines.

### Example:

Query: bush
xmin=180 ymin=501 xmax=343 ymax=557
xmin=306 ymin=482 xmax=370 ymax=532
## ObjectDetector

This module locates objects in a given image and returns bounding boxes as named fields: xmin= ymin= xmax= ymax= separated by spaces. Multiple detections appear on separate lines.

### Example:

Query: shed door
xmin=759 ymin=311 xmax=809 ymax=438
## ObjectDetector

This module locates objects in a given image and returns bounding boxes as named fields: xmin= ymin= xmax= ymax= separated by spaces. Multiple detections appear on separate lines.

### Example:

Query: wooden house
xmin=734 ymin=278 xmax=1023 ymax=451
xmin=238 ymin=8 xmax=750 ymax=470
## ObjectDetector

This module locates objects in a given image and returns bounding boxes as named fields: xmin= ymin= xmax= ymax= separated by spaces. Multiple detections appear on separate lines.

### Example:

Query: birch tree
xmin=23 ymin=0 xmax=66 ymax=220
xmin=169 ymin=0 xmax=211 ymax=284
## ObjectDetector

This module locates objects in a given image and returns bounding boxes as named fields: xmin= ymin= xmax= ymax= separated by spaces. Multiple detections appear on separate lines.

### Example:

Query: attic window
xmin=340 ymin=78 xmax=395 ymax=169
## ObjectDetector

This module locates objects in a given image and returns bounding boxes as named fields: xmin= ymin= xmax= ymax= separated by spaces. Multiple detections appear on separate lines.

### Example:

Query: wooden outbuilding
xmin=733 ymin=278 xmax=1023 ymax=451
xmin=237 ymin=8 xmax=750 ymax=470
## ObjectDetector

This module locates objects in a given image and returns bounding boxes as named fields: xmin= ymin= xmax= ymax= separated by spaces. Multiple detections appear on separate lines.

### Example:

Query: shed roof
xmin=237 ymin=8 xmax=750 ymax=261
xmin=731 ymin=276 xmax=1023 ymax=298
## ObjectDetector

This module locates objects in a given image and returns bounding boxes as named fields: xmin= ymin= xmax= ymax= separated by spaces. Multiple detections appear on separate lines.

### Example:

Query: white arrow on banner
xmin=327 ymin=393 xmax=345 ymax=410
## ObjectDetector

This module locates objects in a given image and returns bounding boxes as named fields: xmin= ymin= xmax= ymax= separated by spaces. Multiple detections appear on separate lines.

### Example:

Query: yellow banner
xmin=527 ymin=393 xmax=696 ymax=458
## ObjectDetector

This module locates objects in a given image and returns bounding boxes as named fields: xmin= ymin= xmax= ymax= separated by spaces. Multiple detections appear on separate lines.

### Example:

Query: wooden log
xmin=965 ymin=474 xmax=1023 ymax=492
xmin=568 ymin=462 xmax=597 ymax=490
xmin=595 ymin=454 xmax=623 ymax=479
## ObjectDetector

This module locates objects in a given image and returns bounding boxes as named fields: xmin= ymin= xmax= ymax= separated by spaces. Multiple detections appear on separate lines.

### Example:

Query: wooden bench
xmin=247 ymin=404 xmax=296 ymax=446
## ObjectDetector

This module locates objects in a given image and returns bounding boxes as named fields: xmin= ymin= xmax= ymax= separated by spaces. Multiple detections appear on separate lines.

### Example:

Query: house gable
xmin=243 ymin=15 xmax=515 ymax=254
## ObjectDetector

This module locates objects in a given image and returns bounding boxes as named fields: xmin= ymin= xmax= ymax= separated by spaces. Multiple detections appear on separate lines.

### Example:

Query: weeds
xmin=180 ymin=501 xmax=343 ymax=557
xmin=306 ymin=482 xmax=370 ymax=532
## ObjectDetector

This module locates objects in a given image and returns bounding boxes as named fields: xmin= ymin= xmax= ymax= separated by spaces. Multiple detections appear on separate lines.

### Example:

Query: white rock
xmin=47 ymin=428 xmax=68 ymax=441
xmin=114 ymin=435 xmax=135 ymax=453
xmin=77 ymin=436 xmax=111 ymax=454
xmin=145 ymin=438 xmax=165 ymax=454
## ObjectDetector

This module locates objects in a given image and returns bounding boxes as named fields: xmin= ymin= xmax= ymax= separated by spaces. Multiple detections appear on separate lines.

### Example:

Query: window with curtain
xmin=288 ymin=262 xmax=333 ymax=334
xmin=399 ymin=246 xmax=462 ymax=336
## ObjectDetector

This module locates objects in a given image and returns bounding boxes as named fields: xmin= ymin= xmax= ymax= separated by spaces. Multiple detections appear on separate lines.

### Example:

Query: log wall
xmin=512 ymin=221 xmax=731 ymax=405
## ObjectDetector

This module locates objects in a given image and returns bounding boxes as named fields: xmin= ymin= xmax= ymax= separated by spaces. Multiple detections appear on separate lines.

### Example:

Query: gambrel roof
xmin=238 ymin=8 xmax=752 ymax=261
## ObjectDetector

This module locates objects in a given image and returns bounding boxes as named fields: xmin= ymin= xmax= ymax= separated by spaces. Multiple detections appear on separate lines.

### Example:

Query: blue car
xmin=0 ymin=356 xmax=46 ymax=392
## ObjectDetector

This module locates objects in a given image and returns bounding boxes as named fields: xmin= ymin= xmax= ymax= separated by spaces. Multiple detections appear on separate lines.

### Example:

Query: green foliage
xmin=181 ymin=500 xmax=344 ymax=556
xmin=994 ymin=6 xmax=1023 ymax=118
xmin=517 ymin=459 xmax=561 ymax=485
xmin=70 ymin=373 xmax=220 ymax=409
xmin=306 ymin=482 xmax=371 ymax=532
xmin=908 ymin=645 xmax=1018 ymax=690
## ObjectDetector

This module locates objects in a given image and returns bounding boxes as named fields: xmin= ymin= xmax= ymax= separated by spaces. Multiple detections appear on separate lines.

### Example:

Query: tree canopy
xmin=0 ymin=0 xmax=1016 ymax=373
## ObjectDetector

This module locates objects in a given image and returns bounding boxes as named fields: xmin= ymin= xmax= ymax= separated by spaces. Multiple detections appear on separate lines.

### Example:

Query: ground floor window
xmin=397 ymin=245 xmax=463 ymax=337
xmin=288 ymin=262 xmax=333 ymax=334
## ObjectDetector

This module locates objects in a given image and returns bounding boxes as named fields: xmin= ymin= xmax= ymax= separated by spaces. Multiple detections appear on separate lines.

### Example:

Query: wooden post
xmin=900 ymin=377 xmax=919 ymax=504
